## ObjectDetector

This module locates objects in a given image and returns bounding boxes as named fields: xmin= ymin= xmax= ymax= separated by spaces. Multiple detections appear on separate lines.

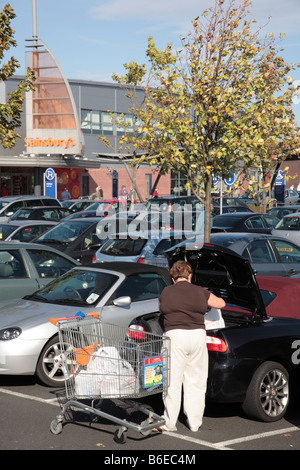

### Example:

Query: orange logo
xmin=25 ymin=137 xmax=76 ymax=149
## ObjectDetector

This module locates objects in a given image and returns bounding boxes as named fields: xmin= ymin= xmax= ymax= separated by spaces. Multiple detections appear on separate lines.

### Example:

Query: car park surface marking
xmin=0 ymin=387 xmax=59 ymax=407
xmin=1 ymin=386 xmax=300 ymax=450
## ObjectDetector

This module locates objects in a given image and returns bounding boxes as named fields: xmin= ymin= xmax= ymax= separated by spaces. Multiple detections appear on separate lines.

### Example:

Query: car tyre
xmin=242 ymin=361 xmax=289 ymax=422
xmin=36 ymin=335 xmax=67 ymax=387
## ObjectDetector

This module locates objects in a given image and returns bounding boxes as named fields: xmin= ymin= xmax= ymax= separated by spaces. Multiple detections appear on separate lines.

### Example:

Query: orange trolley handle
xmin=49 ymin=311 xmax=98 ymax=325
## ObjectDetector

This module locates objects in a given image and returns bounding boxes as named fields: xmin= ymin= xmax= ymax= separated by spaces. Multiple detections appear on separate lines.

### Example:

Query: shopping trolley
xmin=49 ymin=312 xmax=170 ymax=444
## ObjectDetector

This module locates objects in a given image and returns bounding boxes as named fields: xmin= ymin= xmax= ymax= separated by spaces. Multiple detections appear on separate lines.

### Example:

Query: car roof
xmin=0 ymin=220 xmax=57 ymax=227
xmin=0 ymin=196 xmax=57 ymax=201
xmin=80 ymin=261 xmax=172 ymax=281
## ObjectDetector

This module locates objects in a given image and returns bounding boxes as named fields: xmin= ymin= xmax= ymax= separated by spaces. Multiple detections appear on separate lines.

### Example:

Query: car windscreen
xmin=27 ymin=269 xmax=118 ymax=305
xmin=101 ymin=237 xmax=147 ymax=256
xmin=10 ymin=208 xmax=32 ymax=220
xmin=0 ymin=201 xmax=9 ymax=210
xmin=274 ymin=216 xmax=300 ymax=230
xmin=36 ymin=220 xmax=94 ymax=244
xmin=0 ymin=224 xmax=18 ymax=239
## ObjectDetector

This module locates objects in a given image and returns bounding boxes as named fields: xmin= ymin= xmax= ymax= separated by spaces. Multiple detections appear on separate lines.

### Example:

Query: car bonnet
xmin=165 ymin=242 xmax=267 ymax=318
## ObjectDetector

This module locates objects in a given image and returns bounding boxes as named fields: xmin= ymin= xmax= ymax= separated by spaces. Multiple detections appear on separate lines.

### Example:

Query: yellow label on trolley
xmin=143 ymin=356 xmax=163 ymax=389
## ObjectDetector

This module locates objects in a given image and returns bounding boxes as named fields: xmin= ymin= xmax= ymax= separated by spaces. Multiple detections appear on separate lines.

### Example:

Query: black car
xmin=10 ymin=206 xmax=72 ymax=221
xmin=33 ymin=215 xmax=148 ymax=263
xmin=129 ymin=243 xmax=300 ymax=422
xmin=33 ymin=218 xmax=102 ymax=262
xmin=212 ymin=212 xmax=279 ymax=234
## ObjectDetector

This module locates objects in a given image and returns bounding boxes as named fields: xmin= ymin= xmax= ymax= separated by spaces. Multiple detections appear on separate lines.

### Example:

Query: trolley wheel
xmin=50 ymin=419 xmax=63 ymax=435
xmin=114 ymin=429 xmax=127 ymax=444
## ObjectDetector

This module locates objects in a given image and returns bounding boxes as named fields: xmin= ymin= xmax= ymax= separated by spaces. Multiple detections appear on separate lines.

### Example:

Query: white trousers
xmin=163 ymin=328 xmax=208 ymax=431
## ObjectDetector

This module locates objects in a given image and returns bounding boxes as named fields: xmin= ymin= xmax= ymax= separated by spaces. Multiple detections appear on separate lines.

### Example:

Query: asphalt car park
xmin=0 ymin=376 xmax=299 ymax=451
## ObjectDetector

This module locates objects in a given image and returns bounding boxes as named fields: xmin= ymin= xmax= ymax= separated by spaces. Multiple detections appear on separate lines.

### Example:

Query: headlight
xmin=0 ymin=328 xmax=22 ymax=341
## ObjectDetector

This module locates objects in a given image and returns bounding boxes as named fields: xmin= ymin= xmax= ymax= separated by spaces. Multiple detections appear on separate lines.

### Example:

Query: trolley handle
xmin=49 ymin=311 xmax=98 ymax=325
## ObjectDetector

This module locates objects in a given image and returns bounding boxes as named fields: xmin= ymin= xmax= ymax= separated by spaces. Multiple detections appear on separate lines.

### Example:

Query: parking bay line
xmin=0 ymin=387 xmax=59 ymax=406
xmin=1 ymin=388 xmax=300 ymax=449
xmin=164 ymin=424 xmax=300 ymax=450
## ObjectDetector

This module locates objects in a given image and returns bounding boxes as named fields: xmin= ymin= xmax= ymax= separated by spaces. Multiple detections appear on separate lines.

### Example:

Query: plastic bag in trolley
xmin=74 ymin=345 xmax=138 ymax=397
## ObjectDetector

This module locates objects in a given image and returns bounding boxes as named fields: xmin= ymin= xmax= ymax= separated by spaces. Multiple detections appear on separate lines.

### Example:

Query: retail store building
xmin=0 ymin=38 xmax=175 ymax=200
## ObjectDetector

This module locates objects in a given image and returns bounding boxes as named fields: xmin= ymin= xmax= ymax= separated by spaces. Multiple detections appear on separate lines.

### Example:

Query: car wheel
xmin=242 ymin=361 xmax=289 ymax=422
xmin=145 ymin=318 xmax=163 ymax=336
xmin=36 ymin=335 xmax=68 ymax=387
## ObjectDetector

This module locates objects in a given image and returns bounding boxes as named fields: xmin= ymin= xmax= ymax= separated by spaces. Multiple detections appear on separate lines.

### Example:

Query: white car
xmin=272 ymin=212 xmax=300 ymax=244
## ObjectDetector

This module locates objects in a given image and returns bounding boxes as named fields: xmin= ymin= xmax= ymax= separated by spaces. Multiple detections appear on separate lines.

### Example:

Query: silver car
xmin=93 ymin=230 xmax=199 ymax=267
xmin=272 ymin=212 xmax=300 ymax=245
xmin=0 ymin=263 xmax=171 ymax=387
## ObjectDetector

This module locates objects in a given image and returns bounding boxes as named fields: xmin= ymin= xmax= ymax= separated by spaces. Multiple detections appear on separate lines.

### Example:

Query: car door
xmin=100 ymin=273 xmax=168 ymax=327
xmin=0 ymin=248 xmax=40 ymax=300
xmin=270 ymin=238 xmax=300 ymax=276
xmin=244 ymin=215 xmax=272 ymax=234
xmin=242 ymin=239 xmax=286 ymax=276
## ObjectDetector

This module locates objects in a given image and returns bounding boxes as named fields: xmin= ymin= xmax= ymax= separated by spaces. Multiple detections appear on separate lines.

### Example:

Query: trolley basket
xmin=49 ymin=312 xmax=170 ymax=443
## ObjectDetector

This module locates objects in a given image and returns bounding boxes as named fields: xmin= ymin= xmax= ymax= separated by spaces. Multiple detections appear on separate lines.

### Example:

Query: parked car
xmin=0 ymin=196 xmax=61 ymax=220
xmin=146 ymin=195 xmax=203 ymax=212
xmin=33 ymin=218 xmax=104 ymax=263
xmin=0 ymin=262 xmax=171 ymax=386
xmin=61 ymin=199 xmax=94 ymax=212
xmin=283 ymin=188 xmax=299 ymax=204
xmin=271 ymin=212 xmax=300 ymax=245
xmin=0 ymin=241 xmax=80 ymax=301
xmin=257 ymin=188 xmax=299 ymax=205
xmin=0 ymin=220 xmax=57 ymax=242
xmin=169 ymin=232 xmax=300 ymax=276
xmin=129 ymin=243 xmax=300 ymax=422
xmin=64 ymin=209 xmax=104 ymax=220
xmin=267 ymin=205 xmax=300 ymax=220
xmin=93 ymin=231 xmax=198 ymax=267
xmin=10 ymin=206 xmax=72 ymax=221
xmin=212 ymin=212 xmax=279 ymax=234
xmin=212 ymin=205 xmax=253 ymax=216
xmin=213 ymin=197 xmax=254 ymax=208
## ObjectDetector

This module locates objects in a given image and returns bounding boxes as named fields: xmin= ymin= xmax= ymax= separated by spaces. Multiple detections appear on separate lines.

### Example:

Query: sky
xmin=3 ymin=0 xmax=300 ymax=122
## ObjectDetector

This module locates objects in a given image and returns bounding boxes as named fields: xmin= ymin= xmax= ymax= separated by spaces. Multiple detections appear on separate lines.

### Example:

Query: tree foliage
xmin=114 ymin=0 xmax=300 ymax=240
xmin=0 ymin=3 xmax=35 ymax=149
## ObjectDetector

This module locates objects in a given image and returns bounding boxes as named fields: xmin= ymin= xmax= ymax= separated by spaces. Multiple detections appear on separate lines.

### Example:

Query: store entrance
xmin=0 ymin=168 xmax=34 ymax=196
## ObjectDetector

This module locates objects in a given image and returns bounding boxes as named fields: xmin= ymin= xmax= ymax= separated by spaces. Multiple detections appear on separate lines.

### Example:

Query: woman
xmin=156 ymin=260 xmax=225 ymax=433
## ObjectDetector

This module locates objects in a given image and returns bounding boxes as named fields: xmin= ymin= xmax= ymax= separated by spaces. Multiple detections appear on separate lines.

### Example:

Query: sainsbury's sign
xmin=25 ymin=136 xmax=76 ymax=150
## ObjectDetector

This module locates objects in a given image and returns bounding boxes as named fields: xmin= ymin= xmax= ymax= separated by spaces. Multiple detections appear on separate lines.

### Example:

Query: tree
xmin=0 ymin=3 xmax=35 ymax=149
xmin=114 ymin=0 xmax=300 ymax=241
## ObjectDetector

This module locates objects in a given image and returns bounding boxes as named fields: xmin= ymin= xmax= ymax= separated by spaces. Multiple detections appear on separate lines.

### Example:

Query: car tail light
xmin=92 ymin=254 xmax=97 ymax=263
xmin=127 ymin=324 xmax=147 ymax=341
xmin=206 ymin=335 xmax=227 ymax=352
xmin=137 ymin=257 xmax=145 ymax=263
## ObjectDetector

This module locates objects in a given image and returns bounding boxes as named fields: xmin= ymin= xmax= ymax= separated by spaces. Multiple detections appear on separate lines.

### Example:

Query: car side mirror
xmin=113 ymin=296 xmax=131 ymax=306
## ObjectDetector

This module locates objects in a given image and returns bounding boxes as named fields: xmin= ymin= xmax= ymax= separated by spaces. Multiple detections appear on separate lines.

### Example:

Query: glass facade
xmin=31 ymin=49 xmax=76 ymax=129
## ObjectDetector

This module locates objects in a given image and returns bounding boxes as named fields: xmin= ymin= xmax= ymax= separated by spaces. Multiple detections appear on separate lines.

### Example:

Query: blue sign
xmin=45 ymin=167 xmax=55 ymax=181
xmin=212 ymin=174 xmax=220 ymax=186
xmin=224 ymin=172 xmax=236 ymax=186
xmin=44 ymin=168 xmax=57 ymax=197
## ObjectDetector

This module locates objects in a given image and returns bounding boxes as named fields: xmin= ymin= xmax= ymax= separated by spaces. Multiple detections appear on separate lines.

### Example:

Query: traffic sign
xmin=224 ymin=172 xmax=236 ymax=186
